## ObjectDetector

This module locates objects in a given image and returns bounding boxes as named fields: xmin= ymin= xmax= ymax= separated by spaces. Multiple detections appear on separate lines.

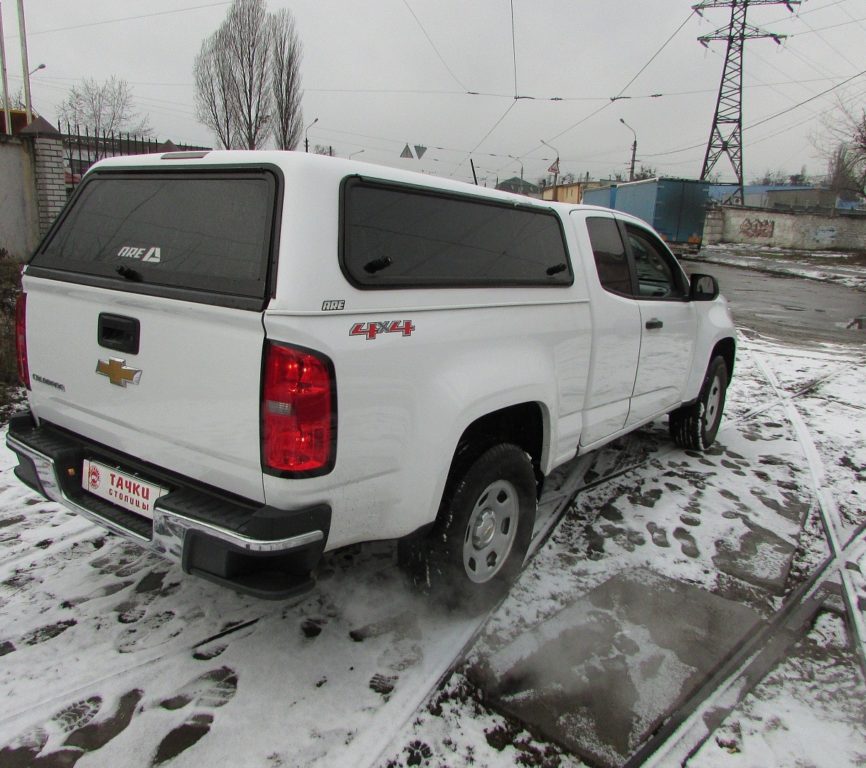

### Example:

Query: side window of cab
xmin=586 ymin=216 xmax=633 ymax=297
xmin=625 ymin=224 xmax=688 ymax=300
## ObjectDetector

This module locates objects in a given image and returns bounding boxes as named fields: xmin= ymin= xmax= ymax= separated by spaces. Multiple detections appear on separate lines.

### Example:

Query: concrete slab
xmin=712 ymin=514 xmax=797 ymax=594
xmin=469 ymin=568 xmax=762 ymax=768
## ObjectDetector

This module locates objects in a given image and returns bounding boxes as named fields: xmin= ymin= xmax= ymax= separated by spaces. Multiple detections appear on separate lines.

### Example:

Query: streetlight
xmin=304 ymin=117 xmax=318 ymax=153
xmin=619 ymin=118 xmax=637 ymax=182
xmin=540 ymin=139 xmax=560 ymax=200
xmin=349 ymin=149 xmax=364 ymax=160
xmin=29 ymin=62 xmax=45 ymax=75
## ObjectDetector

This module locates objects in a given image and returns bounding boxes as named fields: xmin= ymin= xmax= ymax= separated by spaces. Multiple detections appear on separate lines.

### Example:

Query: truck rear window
xmin=32 ymin=171 xmax=276 ymax=306
xmin=341 ymin=178 xmax=572 ymax=288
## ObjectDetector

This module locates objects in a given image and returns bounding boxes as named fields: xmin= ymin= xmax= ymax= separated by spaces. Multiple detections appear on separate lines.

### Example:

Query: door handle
xmin=645 ymin=318 xmax=663 ymax=330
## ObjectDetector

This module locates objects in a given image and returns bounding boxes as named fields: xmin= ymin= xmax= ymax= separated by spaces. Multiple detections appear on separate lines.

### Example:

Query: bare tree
xmin=58 ymin=77 xmax=151 ymax=135
xmin=223 ymin=0 xmax=272 ymax=149
xmin=813 ymin=94 xmax=866 ymax=196
xmin=633 ymin=165 xmax=657 ymax=181
xmin=826 ymin=145 xmax=863 ymax=201
xmin=194 ymin=29 xmax=236 ymax=149
xmin=194 ymin=0 xmax=304 ymax=150
xmin=270 ymin=8 xmax=303 ymax=150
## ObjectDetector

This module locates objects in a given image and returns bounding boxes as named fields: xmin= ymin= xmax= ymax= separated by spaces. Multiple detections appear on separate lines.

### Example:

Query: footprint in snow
xmin=0 ymin=689 xmax=143 ymax=768
xmin=369 ymin=673 xmax=397 ymax=697
xmin=116 ymin=610 xmax=183 ymax=654
xmin=0 ymin=619 xmax=77 ymax=658
xmin=674 ymin=527 xmax=700 ymax=558
xmin=646 ymin=522 xmax=670 ymax=548
xmin=152 ymin=667 xmax=238 ymax=766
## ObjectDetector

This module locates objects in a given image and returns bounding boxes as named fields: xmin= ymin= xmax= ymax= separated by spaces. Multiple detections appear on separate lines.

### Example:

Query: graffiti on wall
xmin=814 ymin=226 xmax=837 ymax=245
xmin=740 ymin=218 xmax=775 ymax=238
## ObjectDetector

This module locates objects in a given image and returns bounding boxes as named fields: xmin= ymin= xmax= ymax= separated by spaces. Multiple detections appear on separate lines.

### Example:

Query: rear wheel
xmin=399 ymin=443 xmax=536 ymax=609
xmin=669 ymin=355 xmax=728 ymax=450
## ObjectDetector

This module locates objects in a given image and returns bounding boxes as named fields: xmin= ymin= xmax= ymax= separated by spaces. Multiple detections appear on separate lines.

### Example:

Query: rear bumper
xmin=6 ymin=412 xmax=330 ymax=599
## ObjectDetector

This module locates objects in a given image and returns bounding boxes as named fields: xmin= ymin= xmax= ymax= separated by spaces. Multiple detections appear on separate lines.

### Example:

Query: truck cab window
xmin=626 ymin=225 xmax=686 ymax=300
xmin=586 ymin=217 xmax=633 ymax=296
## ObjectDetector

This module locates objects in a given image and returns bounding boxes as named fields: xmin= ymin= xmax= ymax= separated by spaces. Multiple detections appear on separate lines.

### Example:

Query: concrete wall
xmin=704 ymin=205 xmax=866 ymax=251
xmin=0 ymin=136 xmax=40 ymax=259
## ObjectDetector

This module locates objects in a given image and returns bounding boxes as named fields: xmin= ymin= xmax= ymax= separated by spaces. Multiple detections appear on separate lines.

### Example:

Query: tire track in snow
xmin=751 ymin=348 xmax=866 ymax=674
xmin=637 ymin=342 xmax=866 ymax=767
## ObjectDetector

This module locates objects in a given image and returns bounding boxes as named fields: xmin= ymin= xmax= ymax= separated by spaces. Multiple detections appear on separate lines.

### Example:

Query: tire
xmin=398 ymin=443 xmax=536 ymax=609
xmin=669 ymin=355 xmax=728 ymax=451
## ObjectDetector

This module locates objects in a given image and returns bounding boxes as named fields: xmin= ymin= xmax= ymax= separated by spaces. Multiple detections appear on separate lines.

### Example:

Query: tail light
xmin=261 ymin=342 xmax=336 ymax=475
xmin=15 ymin=293 xmax=30 ymax=390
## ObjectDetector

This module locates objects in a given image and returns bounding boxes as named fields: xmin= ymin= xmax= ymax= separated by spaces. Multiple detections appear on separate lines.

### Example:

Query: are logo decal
xmin=118 ymin=246 xmax=162 ymax=263
xmin=350 ymin=320 xmax=415 ymax=340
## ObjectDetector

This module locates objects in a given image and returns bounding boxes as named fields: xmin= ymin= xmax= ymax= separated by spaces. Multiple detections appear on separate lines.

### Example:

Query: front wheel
xmin=669 ymin=355 xmax=729 ymax=451
xmin=399 ymin=443 xmax=536 ymax=609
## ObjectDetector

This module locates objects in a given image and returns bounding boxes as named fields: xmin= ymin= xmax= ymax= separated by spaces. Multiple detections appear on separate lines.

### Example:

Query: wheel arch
xmin=712 ymin=336 xmax=736 ymax=379
xmin=449 ymin=402 xmax=546 ymax=497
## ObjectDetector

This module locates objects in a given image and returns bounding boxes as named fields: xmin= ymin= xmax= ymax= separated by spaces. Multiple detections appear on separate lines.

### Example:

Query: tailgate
xmin=22 ymin=168 xmax=279 ymax=502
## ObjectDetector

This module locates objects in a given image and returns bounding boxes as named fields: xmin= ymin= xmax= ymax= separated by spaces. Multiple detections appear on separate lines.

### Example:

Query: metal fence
xmin=61 ymin=124 xmax=210 ymax=192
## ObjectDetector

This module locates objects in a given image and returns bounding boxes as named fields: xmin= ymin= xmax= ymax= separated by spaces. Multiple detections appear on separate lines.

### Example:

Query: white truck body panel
xmin=8 ymin=150 xmax=736 ymax=596
xmin=24 ymin=279 xmax=266 ymax=502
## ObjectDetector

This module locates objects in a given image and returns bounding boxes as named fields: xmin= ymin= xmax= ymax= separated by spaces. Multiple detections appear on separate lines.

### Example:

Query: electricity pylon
xmin=695 ymin=0 xmax=799 ymax=204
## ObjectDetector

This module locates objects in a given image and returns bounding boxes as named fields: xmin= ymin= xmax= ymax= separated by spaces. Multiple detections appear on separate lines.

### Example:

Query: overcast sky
xmin=2 ymin=0 xmax=865 ymax=186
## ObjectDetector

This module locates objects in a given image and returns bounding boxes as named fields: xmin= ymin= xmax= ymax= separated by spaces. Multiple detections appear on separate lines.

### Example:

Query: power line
xmin=510 ymin=0 xmax=518 ymax=99
xmin=451 ymin=101 xmax=518 ymax=178
xmin=544 ymin=9 xmax=698 ymax=149
xmin=788 ymin=14 xmax=866 ymax=36
xmin=615 ymin=10 xmax=697 ymax=98
xmin=7 ymin=2 xmax=231 ymax=38
xmin=644 ymin=68 xmax=866 ymax=159
xmin=744 ymin=67 xmax=866 ymax=131
xmin=792 ymin=15 xmax=863 ymax=71
xmin=400 ymin=0 xmax=467 ymax=92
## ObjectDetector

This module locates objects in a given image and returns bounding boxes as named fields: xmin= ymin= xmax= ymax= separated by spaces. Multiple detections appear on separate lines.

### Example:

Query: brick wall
xmin=32 ymin=137 xmax=66 ymax=236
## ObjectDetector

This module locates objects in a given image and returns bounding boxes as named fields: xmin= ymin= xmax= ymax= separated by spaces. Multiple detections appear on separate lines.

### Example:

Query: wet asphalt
xmin=682 ymin=260 xmax=866 ymax=346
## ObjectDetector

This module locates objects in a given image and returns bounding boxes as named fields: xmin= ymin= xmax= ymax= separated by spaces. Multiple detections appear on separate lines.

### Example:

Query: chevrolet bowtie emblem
xmin=96 ymin=358 xmax=142 ymax=387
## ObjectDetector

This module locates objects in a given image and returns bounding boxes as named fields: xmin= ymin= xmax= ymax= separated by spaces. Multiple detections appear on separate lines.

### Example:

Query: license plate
xmin=82 ymin=459 xmax=167 ymax=520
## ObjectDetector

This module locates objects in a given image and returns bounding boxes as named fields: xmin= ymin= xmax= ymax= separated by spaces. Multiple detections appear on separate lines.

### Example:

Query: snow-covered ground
xmin=1 ymin=333 xmax=864 ymax=765
xmin=381 ymin=335 xmax=866 ymax=768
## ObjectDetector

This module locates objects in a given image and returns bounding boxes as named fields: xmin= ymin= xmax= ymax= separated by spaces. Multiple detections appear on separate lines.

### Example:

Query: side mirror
xmin=690 ymin=273 xmax=719 ymax=301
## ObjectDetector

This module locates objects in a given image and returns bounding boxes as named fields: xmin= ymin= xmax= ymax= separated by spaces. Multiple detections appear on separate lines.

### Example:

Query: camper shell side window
xmin=340 ymin=177 xmax=573 ymax=289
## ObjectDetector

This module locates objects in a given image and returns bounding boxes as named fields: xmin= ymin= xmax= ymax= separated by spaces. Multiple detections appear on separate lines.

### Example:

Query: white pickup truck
xmin=8 ymin=151 xmax=736 ymax=603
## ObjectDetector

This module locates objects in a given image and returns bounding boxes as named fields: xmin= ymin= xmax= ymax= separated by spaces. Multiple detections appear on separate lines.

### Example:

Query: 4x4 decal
xmin=350 ymin=320 xmax=415 ymax=340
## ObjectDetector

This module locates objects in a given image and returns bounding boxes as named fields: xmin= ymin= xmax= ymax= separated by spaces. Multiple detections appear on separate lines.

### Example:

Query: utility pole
xmin=16 ymin=0 xmax=33 ymax=125
xmin=695 ymin=0 xmax=798 ymax=204
xmin=0 ymin=3 xmax=12 ymax=134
